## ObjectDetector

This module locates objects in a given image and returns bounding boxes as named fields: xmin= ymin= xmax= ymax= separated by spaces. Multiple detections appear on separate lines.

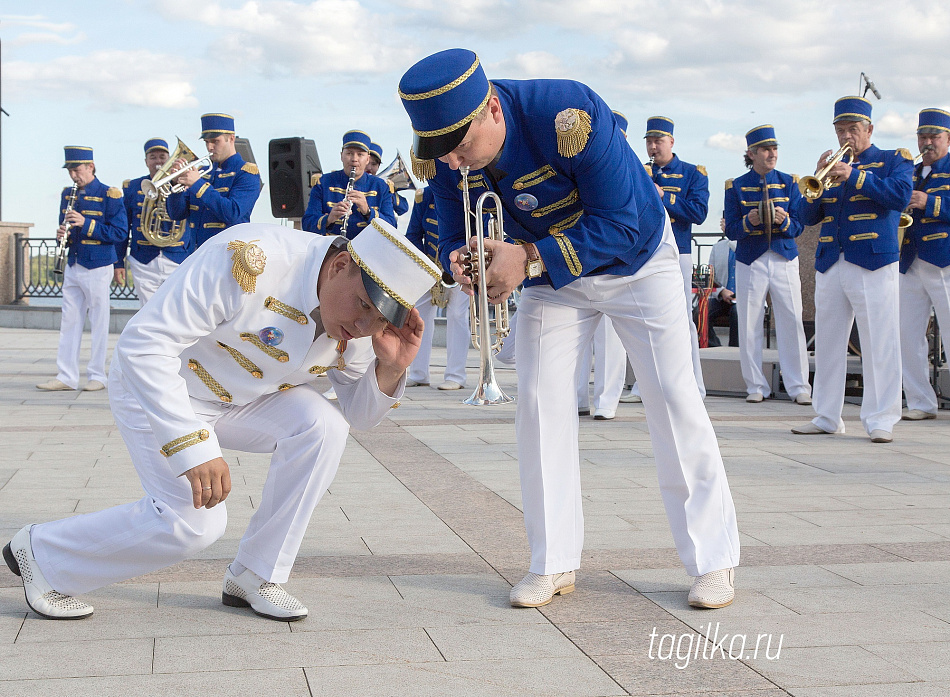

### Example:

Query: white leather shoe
xmin=36 ymin=379 xmax=73 ymax=391
xmin=509 ymin=571 xmax=575 ymax=608
xmin=222 ymin=566 xmax=308 ymax=621
xmin=902 ymin=409 xmax=936 ymax=421
xmin=437 ymin=380 xmax=463 ymax=390
xmin=869 ymin=429 xmax=893 ymax=443
xmin=405 ymin=379 xmax=430 ymax=387
xmin=688 ymin=568 xmax=735 ymax=609
xmin=3 ymin=526 xmax=93 ymax=619
xmin=322 ymin=387 xmax=337 ymax=401
xmin=794 ymin=392 xmax=813 ymax=405
xmin=593 ymin=409 xmax=615 ymax=420
xmin=746 ymin=392 xmax=764 ymax=403
xmin=83 ymin=380 xmax=105 ymax=392
xmin=791 ymin=422 xmax=834 ymax=435
xmin=619 ymin=389 xmax=641 ymax=404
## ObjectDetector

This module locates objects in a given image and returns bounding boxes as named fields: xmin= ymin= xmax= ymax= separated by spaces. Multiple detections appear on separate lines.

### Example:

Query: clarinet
xmin=340 ymin=168 xmax=358 ymax=234
xmin=53 ymin=183 xmax=79 ymax=277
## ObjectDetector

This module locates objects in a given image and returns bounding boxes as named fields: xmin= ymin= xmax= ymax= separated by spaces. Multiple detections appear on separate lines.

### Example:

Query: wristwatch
xmin=524 ymin=243 xmax=545 ymax=279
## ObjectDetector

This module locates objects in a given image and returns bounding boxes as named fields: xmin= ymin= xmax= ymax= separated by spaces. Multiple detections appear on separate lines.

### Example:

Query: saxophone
xmin=53 ymin=183 xmax=79 ymax=277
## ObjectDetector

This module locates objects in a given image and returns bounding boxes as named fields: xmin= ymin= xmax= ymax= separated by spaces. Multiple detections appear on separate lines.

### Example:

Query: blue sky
xmin=2 ymin=0 xmax=948 ymax=238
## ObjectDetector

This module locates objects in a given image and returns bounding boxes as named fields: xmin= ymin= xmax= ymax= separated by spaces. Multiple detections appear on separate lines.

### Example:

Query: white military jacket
xmin=112 ymin=224 xmax=403 ymax=476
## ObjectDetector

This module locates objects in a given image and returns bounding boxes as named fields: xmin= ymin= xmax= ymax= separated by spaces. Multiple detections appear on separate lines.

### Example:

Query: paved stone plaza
xmin=1 ymin=325 xmax=949 ymax=696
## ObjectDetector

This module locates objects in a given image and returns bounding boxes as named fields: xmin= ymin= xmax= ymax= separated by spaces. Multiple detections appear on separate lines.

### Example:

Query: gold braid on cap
xmin=369 ymin=219 xmax=441 ymax=282
xmin=347 ymin=243 xmax=411 ymax=309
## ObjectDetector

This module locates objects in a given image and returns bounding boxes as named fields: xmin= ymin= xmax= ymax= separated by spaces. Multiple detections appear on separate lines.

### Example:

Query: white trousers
xmin=734 ymin=252 xmax=811 ymax=398
xmin=575 ymin=316 xmax=625 ymax=412
xmin=494 ymin=307 xmax=518 ymax=366
xmin=55 ymin=263 xmax=112 ymax=389
xmin=408 ymin=285 xmax=470 ymax=385
xmin=900 ymin=259 xmax=950 ymax=413
xmin=129 ymin=255 xmax=180 ymax=307
xmin=812 ymin=256 xmax=902 ymax=435
xmin=629 ymin=254 xmax=706 ymax=399
xmin=515 ymin=225 xmax=739 ymax=577
xmin=31 ymin=364 xmax=349 ymax=595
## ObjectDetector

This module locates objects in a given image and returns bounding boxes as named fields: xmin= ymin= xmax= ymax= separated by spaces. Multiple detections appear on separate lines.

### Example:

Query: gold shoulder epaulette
xmin=227 ymin=239 xmax=266 ymax=293
xmin=696 ymin=165 xmax=708 ymax=177
xmin=107 ymin=187 xmax=123 ymax=199
xmin=555 ymin=108 xmax=592 ymax=158
xmin=415 ymin=188 xmax=425 ymax=204
xmin=896 ymin=148 xmax=913 ymax=161
xmin=725 ymin=178 xmax=734 ymax=190
xmin=242 ymin=162 xmax=260 ymax=175
xmin=122 ymin=179 xmax=131 ymax=189
xmin=310 ymin=172 xmax=322 ymax=187
xmin=387 ymin=180 xmax=396 ymax=194
xmin=792 ymin=174 xmax=800 ymax=184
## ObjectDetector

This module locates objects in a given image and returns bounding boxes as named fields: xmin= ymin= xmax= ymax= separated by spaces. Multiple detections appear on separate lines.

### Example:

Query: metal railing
xmin=14 ymin=234 xmax=137 ymax=302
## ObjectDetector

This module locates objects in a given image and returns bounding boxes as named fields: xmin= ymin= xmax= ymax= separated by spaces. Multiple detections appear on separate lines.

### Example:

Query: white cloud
xmin=705 ymin=133 xmax=747 ymax=152
xmin=489 ymin=51 xmax=567 ymax=79
xmin=6 ymin=50 xmax=198 ymax=109
xmin=874 ymin=111 xmax=919 ymax=140
xmin=0 ymin=14 xmax=85 ymax=47
xmin=153 ymin=0 xmax=417 ymax=77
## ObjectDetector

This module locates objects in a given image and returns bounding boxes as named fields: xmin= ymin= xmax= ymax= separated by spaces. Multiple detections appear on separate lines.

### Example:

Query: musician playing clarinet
xmin=399 ymin=49 xmax=739 ymax=610
xmin=302 ymin=131 xmax=395 ymax=238
xmin=36 ymin=146 xmax=127 ymax=393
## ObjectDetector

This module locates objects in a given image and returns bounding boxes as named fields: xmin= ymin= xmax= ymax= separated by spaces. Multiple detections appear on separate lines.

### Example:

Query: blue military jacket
xmin=429 ymin=79 xmax=666 ymax=291
xmin=646 ymin=154 xmax=709 ymax=254
xmin=165 ymin=152 xmax=261 ymax=248
xmin=802 ymin=144 xmax=913 ymax=272
xmin=59 ymin=177 xmax=128 ymax=270
xmin=724 ymin=168 xmax=803 ymax=265
xmin=406 ymin=187 xmax=439 ymax=262
xmin=900 ymin=152 xmax=950 ymax=272
xmin=119 ymin=174 xmax=195 ymax=266
xmin=301 ymin=169 xmax=396 ymax=238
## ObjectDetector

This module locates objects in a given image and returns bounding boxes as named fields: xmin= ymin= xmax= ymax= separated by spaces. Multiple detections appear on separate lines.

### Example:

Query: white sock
xmin=229 ymin=561 xmax=247 ymax=577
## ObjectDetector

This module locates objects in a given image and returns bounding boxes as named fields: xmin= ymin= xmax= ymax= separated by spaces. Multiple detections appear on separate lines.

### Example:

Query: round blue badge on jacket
xmin=515 ymin=193 xmax=539 ymax=211
xmin=259 ymin=327 xmax=284 ymax=346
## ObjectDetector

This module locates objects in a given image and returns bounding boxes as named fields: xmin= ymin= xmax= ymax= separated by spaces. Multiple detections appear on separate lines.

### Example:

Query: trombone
xmin=458 ymin=165 xmax=513 ymax=406
xmin=141 ymin=137 xmax=214 ymax=202
xmin=798 ymin=144 xmax=854 ymax=200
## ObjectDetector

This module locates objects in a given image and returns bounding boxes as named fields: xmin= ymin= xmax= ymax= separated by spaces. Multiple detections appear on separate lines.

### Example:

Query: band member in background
xmin=405 ymin=186 xmax=470 ymax=390
xmin=792 ymin=96 xmax=913 ymax=443
xmin=724 ymin=125 xmax=811 ymax=404
xmin=400 ymin=49 xmax=739 ymax=610
xmin=621 ymin=116 xmax=709 ymax=403
xmin=6 ymin=220 xmax=438 ymax=621
xmin=899 ymin=108 xmax=950 ymax=421
xmin=37 ymin=147 xmax=128 ymax=393
xmin=119 ymin=138 xmax=196 ymax=306
xmin=698 ymin=236 xmax=739 ymax=348
xmin=302 ymin=131 xmax=396 ymax=237
xmin=369 ymin=142 xmax=409 ymax=217
xmin=165 ymin=113 xmax=261 ymax=248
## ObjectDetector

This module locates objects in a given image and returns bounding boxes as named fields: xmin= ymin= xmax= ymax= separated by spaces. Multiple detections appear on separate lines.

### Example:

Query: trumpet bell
xmin=798 ymin=175 xmax=823 ymax=200
xmin=141 ymin=179 xmax=160 ymax=201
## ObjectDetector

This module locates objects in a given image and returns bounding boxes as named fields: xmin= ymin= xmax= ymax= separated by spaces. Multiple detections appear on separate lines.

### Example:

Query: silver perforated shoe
xmin=3 ymin=526 xmax=93 ymax=619
xmin=688 ymin=568 xmax=735 ymax=609
xmin=222 ymin=565 xmax=308 ymax=621
xmin=509 ymin=571 xmax=575 ymax=608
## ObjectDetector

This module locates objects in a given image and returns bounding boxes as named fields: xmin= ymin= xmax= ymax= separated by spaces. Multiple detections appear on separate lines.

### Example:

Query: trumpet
xmin=898 ymin=146 xmax=935 ymax=234
xmin=340 ymin=168 xmax=358 ymax=233
xmin=458 ymin=165 xmax=513 ymax=406
xmin=798 ymin=144 xmax=854 ymax=200
xmin=141 ymin=138 xmax=214 ymax=202
xmin=53 ymin=183 xmax=79 ymax=277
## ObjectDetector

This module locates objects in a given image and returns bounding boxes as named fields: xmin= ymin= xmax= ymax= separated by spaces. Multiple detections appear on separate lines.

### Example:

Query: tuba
xmin=379 ymin=152 xmax=416 ymax=192
xmin=458 ymin=165 xmax=513 ymax=406
xmin=140 ymin=138 xmax=211 ymax=247
xmin=798 ymin=144 xmax=854 ymax=200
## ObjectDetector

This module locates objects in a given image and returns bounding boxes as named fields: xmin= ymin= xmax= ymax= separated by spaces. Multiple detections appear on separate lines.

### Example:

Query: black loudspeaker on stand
xmin=268 ymin=138 xmax=322 ymax=218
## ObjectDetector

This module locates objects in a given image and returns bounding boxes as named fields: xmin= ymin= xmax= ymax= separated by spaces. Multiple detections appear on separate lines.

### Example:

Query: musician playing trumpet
xmin=118 ymin=138 xmax=195 ymax=306
xmin=899 ymin=108 xmax=950 ymax=421
xmin=36 ymin=147 xmax=128 ymax=393
xmin=724 ymin=125 xmax=811 ymax=405
xmin=302 ymin=131 xmax=396 ymax=238
xmin=792 ymin=97 xmax=913 ymax=443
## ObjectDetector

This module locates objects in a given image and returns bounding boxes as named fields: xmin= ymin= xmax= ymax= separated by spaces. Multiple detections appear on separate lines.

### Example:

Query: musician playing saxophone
xmin=301 ymin=131 xmax=396 ymax=238
xmin=899 ymin=108 xmax=950 ymax=421
xmin=118 ymin=138 xmax=195 ymax=306
xmin=792 ymin=96 xmax=913 ymax=443
xmin=165 ymin=113 xmax=261 ymax=248
xmin=36 ymin=146 xmax=127 ymax=393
